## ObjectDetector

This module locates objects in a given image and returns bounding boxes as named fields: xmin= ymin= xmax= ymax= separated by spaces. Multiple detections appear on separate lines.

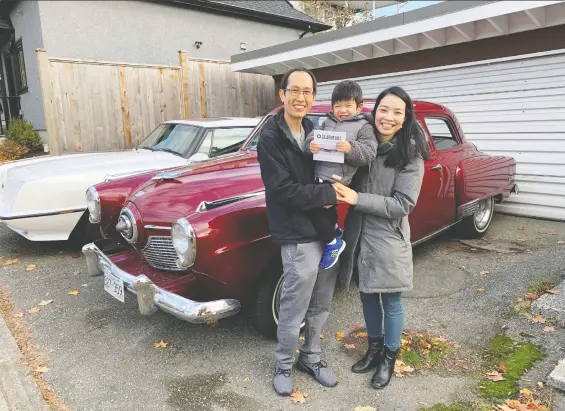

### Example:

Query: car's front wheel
xmin=251 ymin=264 xmax=305 ymax=340
xmin=459 ymin=196 xmax=495 ymax=238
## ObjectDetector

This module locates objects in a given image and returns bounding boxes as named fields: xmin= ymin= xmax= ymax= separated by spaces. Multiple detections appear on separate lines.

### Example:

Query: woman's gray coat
xmin=338 ymin=141 xmax=425 ymax=294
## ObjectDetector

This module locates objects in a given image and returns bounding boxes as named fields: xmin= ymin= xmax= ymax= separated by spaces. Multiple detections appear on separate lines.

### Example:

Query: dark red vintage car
xmin=82 ymin=100 xmax=518 ymax=338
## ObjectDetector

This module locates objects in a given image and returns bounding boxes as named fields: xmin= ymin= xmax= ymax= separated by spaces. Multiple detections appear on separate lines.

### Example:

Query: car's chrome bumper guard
xmin=82 ymin=242 xmax=241 ymax=323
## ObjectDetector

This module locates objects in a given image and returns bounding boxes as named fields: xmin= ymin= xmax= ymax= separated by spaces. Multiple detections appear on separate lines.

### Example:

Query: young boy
xmin=306 ymin=80 xmax=378 ymax=269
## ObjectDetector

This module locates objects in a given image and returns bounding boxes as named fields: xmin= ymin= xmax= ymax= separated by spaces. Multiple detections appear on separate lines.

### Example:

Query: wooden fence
xmin=36 ymin=49 xmax=275 ymax=155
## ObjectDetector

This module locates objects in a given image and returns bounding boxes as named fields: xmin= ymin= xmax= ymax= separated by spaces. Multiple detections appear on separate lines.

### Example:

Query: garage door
xmin=316 ymin=50 xmax=565 ymax=221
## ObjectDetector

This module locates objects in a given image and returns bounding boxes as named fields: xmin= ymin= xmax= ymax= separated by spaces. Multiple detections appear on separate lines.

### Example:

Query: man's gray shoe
xmin=296 ymin=357 xmax=338 ymax=387
xmin=273 ymin=367 xmax=293 ymax=396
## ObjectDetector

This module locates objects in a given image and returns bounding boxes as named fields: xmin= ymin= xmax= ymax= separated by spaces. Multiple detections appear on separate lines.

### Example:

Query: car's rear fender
xmin=454 ymin=154 xmax=517 ymax=218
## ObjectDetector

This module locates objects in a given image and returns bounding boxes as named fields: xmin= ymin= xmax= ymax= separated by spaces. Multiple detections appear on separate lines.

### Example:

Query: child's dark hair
xmin=331 ymin=80 xmax=363 ymax=106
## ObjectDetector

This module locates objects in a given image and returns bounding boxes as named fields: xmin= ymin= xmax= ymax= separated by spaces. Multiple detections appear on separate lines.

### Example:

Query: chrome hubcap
xmin=474 ymin=197 xmax=493 ymax=230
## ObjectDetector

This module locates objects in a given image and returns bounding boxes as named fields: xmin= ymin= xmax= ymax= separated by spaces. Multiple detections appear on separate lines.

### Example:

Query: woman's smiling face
xmin=374 ymin=94 xmax=406 ymax=140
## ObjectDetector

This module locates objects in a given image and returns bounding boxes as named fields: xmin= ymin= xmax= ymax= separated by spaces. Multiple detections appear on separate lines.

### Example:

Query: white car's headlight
xmin=86 ymin=186 xmax=101 ymax=223
xmin=171 ymin=218 xmax=197 ymax=268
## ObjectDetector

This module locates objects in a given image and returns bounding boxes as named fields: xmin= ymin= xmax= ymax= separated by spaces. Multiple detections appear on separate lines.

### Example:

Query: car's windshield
xmin=137 ymin=123 xmax=201 ymax=157
xmin=246 ymin=114 xmax=328 ymax=150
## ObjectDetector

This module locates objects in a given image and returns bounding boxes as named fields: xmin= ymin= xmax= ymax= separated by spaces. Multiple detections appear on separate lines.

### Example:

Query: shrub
xmin=0 ymin=140 xmax=29 ymax=163
xmin=5 ymin=119 xmax=42 ymax=150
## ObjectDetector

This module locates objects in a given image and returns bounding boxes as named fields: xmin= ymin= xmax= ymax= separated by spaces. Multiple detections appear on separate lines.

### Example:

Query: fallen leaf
xmin=27 ymin=307 xmax=40 ymax=314
xmin=537 ymin=382 xmax=544 ymax=388
xmin=71 ymin=253 xmax=81 ymax=258
xmin=13 ymin=312 xmax=24 ymax=318
xmin=26 ymin=264 xmax=36 ymax=271
xmin=519 ymin=388 xmax=532 ymax=396
xmin=319 ymin=334 xmax=325 ymax=339
xmin=68 ymin=290 xmax=80 ymax=296
xmin=546 ymin=289 xmax=561 ymax=295
xmin=336 ymin=331 xmax=344 ymax=341
xmin=354 ymin=407 xmax=378 ymax=411
xmin=153 ymin=340 xmax=168 ymax=348
xmin=38 ymin=300 xmax=53 ymax=306
xmin=524 ymin=293 xmax=540 ymax=301
xmin=352 ymin=323 xmax=360 ymax=330
xmin=543 ymin=326 xmax=556 ymax=333
xmin=290 ymin=387 xmax=307 ymax=404
xmin=479 ymin=270 xmax=490 ymax=275
xmin=0 ymin=256 xmax=3 ymax=259
xmin=72 ymin=271 xmax=81 ymax=276
xmin=344 ymin=343 xmax=356 ymax=349
xmin=298 ymin=336 xmax=305 ymax=341
xmin=498 ymin=361 xmax=507 ymax=373
xmin=518 ymin=226 xmax=525 ymax=230
xmin=206 ymin=319 xmax=219 ymax=327
xmin=355 ymin=331 xmax=369 ymax=338
xmin=3 ymin=259 xmax=19 ymax=265
xmin=486 ymin=371 xmax=505 ymax=381
xmin=394 ymin=360 xmax=415 ymax=374
xmin=35 ymin=366 xmax=49 ymax=373
xmin=531 ymin=315 xmax=546 ymax=323
xmin=477 ymin=288 xmax=485 ymax=292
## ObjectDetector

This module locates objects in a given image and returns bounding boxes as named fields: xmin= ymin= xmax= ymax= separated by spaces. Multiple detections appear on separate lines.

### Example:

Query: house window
xmin=424 ymin=117 xmax=459 ymax=150
xmin=12 ymin=38 xmax=28 ymax=94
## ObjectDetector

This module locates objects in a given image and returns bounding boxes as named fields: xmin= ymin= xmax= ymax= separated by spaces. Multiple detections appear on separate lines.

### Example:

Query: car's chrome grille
xmin=141 ymin=236 xmax=183 ymax=271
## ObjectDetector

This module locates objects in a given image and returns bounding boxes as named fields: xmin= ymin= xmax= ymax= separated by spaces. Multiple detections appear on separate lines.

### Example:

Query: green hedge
xmin=5 ymin=119 xmax=42 ymax=150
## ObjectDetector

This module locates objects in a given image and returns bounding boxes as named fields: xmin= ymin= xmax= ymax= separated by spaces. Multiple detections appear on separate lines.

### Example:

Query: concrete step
xmin=531 ymin=281 xmax=565 ymax=327
xmin=549 ymin=360 xmax=565 ymax=392
xmin=0 ymin=316 xmax=48 ymax=411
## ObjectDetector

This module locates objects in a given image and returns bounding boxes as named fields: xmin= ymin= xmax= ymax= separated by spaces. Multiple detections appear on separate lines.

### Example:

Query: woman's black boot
xmin=371 ymin=346 xmax=399 ymax=389
xmin=351 ymin=336 xmax=384 ymax=373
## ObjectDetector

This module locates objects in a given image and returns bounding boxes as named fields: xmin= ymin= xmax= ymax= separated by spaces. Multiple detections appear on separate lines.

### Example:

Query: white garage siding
xmin=316 ymin=49 xmax=565 ymax=221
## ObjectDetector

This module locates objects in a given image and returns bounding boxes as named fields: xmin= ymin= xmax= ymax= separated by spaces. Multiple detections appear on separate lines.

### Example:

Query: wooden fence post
xmin=119 ymin=67 xmax=132 ymax=149
xmin=179 ymin=50 xmax=190 ymax=119
xmin=198 ymin=62 xmax=207 ymax=118
xmin=35 ymin=49 xmax=59 ymax=155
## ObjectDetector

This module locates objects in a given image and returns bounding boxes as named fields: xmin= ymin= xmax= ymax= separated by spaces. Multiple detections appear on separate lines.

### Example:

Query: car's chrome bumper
xmin=82 ymin=242 xmax=241 ymax=323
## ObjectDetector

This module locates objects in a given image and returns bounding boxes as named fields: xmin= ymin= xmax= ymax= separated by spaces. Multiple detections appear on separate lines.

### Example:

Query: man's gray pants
xmin=275 ymin=241 xmax=339 ymax=369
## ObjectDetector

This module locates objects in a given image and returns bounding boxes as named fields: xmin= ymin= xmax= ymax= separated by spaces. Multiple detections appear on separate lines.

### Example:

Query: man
xmin=256 ymin=68 xmax=340 ymax=396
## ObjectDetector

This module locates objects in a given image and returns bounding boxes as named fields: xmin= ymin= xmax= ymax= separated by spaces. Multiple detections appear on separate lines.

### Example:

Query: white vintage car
xmin=0 ymin=117 xmax=259 ymax=242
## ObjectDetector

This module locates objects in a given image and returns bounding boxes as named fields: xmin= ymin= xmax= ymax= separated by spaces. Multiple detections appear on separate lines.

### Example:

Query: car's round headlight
xmin=116 ymin=208 xmax=138 ymax=243
xmin=86 ymin=186 xmax=101 ymax=223
xmin=171 ymin=218 xmax=196 ymax=268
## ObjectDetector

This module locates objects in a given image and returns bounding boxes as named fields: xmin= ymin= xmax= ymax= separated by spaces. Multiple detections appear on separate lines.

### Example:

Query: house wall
xmin=37 ymin=0 xmax=304 ymax=65
xmin=5 ymin=0 xmax=46 ymax=133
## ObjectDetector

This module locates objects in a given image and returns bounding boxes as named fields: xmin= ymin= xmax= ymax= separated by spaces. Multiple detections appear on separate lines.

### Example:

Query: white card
xmin=312 ymin=130 xmax=346 ymax=164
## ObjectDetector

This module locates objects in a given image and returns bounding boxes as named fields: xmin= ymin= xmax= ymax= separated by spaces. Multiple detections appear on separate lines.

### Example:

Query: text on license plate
xmin=104 ymin=272 xmax=125 ymax=303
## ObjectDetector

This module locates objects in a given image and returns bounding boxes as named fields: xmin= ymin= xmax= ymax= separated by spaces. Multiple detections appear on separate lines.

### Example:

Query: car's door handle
xmin=431 ymin=164 xmax=442 ymax=171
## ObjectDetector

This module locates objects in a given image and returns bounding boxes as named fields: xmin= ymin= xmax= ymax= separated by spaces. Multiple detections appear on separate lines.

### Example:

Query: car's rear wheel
xmin=251 ymin=263 xmax=305 ymax=340
xmin=459 ymin=196 xmax=495 ymax=238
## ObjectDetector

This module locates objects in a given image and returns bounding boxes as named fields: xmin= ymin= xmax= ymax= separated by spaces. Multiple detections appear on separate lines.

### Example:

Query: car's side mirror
xmin=188 ymin=153 xmax=209 ymax=162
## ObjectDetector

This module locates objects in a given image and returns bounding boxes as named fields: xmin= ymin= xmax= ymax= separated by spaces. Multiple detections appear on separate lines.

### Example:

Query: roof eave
xmin=159 ymin=0 xmax=332 ymax=31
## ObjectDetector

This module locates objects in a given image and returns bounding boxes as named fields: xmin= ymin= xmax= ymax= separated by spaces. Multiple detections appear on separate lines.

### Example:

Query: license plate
xmin=104 ymin=271 xmax=125 ymax=303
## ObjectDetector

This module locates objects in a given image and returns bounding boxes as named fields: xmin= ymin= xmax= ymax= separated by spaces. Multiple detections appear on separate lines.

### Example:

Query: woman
xmin=333 ymin=86 xmax=429 ymax=389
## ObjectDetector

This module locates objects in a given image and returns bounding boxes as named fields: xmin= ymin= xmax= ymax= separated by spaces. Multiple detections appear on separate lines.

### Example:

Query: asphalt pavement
xmin=0 ymin=213 xmax=564 ymax=411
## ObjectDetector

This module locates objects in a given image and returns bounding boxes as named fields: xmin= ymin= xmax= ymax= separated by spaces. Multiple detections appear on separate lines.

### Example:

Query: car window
xmin=197 ymin=130 xmax=213 ymax=156
xmin=137 ymin=123 xmax=201 ymax=157
xmin=210 ymin=127 xmax=254 ymax=157
xmin=424 ymin=117 xmax=459 ymax=150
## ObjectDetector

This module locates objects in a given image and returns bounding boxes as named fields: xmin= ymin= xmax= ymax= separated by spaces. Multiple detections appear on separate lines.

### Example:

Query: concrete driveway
xmin=1 ymin=214 xmax=564 ymax=411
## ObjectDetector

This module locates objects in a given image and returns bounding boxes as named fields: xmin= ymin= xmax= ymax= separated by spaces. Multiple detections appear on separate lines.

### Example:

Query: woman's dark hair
xmin=371 ymin=86 xmax=429 ymax=169
xmin=331 ymin=80 xmax=363 ymax=106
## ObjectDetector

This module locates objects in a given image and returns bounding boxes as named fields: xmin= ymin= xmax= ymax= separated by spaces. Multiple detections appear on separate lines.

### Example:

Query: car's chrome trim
xmin=144 ymin=225 xmax=171 ymax=230
xmin=0 ymin=207 xmax=86 ymax=221
xmin=104 ymin=169 xmax=156 ymax=182
xmin=456 ymin=199 xmax=480 ymax=219
xmin=151 ymin=168 xmax=192 ymax=181
xmin=82 ymin=242 xmax=241 ymax=323
xmin=197 ymin=190 xmax=264 ymax=212
xmin=411 ymin=220 xmax=462 ymax=247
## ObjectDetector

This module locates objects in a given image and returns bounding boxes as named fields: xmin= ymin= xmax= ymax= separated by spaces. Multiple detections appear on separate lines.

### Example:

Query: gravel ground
xmin=1 ymin=213 xmax=564 ymax=411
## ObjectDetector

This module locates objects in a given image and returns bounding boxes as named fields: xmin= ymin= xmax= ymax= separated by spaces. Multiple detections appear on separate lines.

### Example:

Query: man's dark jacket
xmin=256 ymin=109 xmax=337 ymax=245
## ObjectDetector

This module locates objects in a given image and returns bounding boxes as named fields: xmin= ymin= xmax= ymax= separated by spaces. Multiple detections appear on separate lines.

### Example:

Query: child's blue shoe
xmin=335 ymin=225 xmax=344 ymax=238
xmin=320 ymin=237 xmax=346 ymax=269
